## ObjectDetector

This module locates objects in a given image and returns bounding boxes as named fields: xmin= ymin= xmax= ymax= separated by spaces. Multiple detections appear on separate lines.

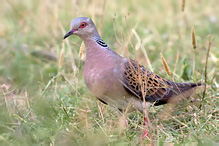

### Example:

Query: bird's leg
xmin=116 ymin=109 xmax=128 ymax=136
xmin=118 ymin=114 xmax=128 ymax=130
xmin=141 ymin=102 xmax=151 ymax=138
xmin=142 ymin=116 xmax=148 ymax=138
xmin=118 ymin=111 xmax=128 ymax=131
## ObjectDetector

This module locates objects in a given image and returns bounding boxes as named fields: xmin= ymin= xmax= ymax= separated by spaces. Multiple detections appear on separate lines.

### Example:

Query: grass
xmin=0 ymin=0 xmax=218 ymax=145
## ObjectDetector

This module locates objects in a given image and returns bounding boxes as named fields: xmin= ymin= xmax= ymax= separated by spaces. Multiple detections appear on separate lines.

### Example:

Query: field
xmin=0 ymin=0 xmax=218 ymax=145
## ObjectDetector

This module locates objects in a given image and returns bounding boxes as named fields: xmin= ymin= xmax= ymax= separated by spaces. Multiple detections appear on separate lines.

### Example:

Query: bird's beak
xmin=63 ymin=29 xmax=78 ymax=39
xmin=63 ymin=30 xmax=73 ymax=39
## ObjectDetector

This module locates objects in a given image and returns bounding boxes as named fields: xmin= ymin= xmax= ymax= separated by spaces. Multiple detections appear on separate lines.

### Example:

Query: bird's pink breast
xmin=83 ymin=40 xmax=125 ymax=98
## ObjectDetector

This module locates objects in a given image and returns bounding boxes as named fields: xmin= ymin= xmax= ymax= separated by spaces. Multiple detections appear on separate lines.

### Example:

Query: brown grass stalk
xmin=160 ymin=53 xmax=171 ymax=76
xmin=134 ymin=62 xmax=153 ymax=145
xmin=182 ymin=0 xmax=185 ymax=12
xmin=200 ymin=35 xmax=214 ymax=109
xmin=191 ymin=27 xmax=196 ymax=49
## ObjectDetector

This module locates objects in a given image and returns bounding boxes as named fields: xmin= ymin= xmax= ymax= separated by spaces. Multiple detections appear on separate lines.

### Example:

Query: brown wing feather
xmin=123 ymin=60 xmax=201 ymax=104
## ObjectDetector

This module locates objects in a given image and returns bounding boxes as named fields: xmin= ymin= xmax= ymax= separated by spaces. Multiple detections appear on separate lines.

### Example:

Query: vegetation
xmin=0 ymin=0 xmax=218 ymax=145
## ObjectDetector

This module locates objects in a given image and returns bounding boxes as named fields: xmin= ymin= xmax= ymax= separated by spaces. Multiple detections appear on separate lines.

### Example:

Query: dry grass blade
xmin=96 ymin=100 xmax=105 ymax=123
xmin=160 ymin=53 xmax=171 ymax=76
xmin=79 ymin=41 xmax=84 ymax=59
xmin=173 ymin=51 xmax=179 ymax=81
xmin=191 ymin=27 xmax=196 ymax=49
xmin=59 ymin=19 xmax=76 ymax=72
xmin=58 ymin=41 xmax=65 ymax=69
xmin=53 ymin=41 xmax=65 ymax=101
xmin=132 ymin=29 xmax=154 ymax=72
xmin=210 ymin=68 xmax=217 ymax=85
xmin=113 ymin=17 xmax=123 ymax=46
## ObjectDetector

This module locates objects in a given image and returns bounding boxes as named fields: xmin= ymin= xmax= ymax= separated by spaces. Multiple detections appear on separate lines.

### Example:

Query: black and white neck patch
xmin=93 ymin=37 xmax=108 ymax=48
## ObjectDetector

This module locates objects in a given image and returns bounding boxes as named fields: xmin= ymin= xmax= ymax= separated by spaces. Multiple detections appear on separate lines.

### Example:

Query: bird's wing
xmin=122 ymin=59 xmax=174 ymax=102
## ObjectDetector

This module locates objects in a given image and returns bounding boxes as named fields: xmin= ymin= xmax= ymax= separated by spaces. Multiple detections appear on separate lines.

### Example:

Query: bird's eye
xmin=80 ymin=22 xmax=87 ymax=28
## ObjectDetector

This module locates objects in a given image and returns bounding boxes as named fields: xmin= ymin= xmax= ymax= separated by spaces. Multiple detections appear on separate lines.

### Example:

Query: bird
xmin=63 ymin=17 xmax=202 ymax=135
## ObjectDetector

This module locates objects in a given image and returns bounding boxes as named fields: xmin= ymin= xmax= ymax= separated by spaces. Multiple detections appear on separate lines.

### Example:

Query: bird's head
xmin=63 ymin=17 xmax=99 ymax=40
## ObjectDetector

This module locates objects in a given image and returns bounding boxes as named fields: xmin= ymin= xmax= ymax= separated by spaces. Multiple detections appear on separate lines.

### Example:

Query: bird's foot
xmin=142 ymin=130 xmax=148 ymax=138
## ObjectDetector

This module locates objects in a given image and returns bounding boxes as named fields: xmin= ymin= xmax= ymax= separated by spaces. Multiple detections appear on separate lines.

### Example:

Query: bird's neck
xmin=83 ymin=36 xmax=121 ymax=69
xmin=83 ymin=36 xmax=118 ymax=58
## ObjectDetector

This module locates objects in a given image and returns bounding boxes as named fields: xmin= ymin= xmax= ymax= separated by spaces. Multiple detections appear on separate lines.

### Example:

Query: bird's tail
xmin=168 ymin=82 xmax=203 ymax=103
xmin=155 ymin=82 xmax=203 ymax=106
